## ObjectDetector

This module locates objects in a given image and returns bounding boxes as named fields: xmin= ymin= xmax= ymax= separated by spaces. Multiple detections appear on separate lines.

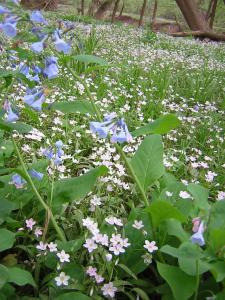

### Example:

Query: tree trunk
xmin=139 ymin=0 xmax=147 ymax=27
xmin=151 ymin=0 xmax=158 ymax=28
xmin=208 ymin=0 xmax=218 ymax=28
xmin=81 ymin=0 xmax=85 ymax=15
xmin=21 ymin=0 xmax=58 ymax=10
xmin=175 ymin=0 xmax=211 ymax=31
xmin=119 ymin=1 xmax=124 ymax=16
xmin=88 ymin=0 xmax=100 ymax=16
xmin=111 ymin=0 xmax=120 ymax=22
xmin=95 ymin=0 xmax=114 ymax=19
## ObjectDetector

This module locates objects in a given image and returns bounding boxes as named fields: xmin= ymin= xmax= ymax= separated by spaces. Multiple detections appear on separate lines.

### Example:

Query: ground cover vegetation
xmin=0 ymin=1 xmax=225 ymax=299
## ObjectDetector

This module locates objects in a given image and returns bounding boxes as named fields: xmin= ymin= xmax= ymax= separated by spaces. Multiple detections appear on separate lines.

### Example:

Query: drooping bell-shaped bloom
xmin=191 ymin=221 xmax=205 ymax=247
xmin=31 ymin=40 xmax=44 ymax=53
xmin=90 ymin=113 xmax=117 ymax=139
xmin=3 ymin=101 xmax=19 ymax=123
xmin=55 ymin=140 xmax=64 ymax=157
xmin=53 ymin=30 xmax=71 ymax=54
xmin=0 ymin=5 xmax=10 ymax=14
xmin=11 ymin=174 xmax=26 ymax=189
xmin=29 ymin=169 xmax=44 ymax=180
xmin=0 ymin=15 xmax=19 ymax=38
xmin=19 ymin=63 xmax=40 ymax=82
xmin=111 ymin=119 xmax=133 ymax=144
xmin=24 ymin=87 xmax=45 ymax=111
xmin=43 ymin=56 xmax=59 ymax=79
xmin=43 ymin=148 xmax=54 ymax=160
xmin=30 ymin=11 xmax=48 ymax=25
xmin=32 ymin=65 xmax=42 ymax=74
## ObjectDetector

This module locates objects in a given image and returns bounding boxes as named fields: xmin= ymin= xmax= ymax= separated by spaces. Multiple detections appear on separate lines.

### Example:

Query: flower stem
xmin=194 ymin=260 xmax=200 ymax=300
xmin=66 ymin=66 xmax=150 ymax=208
xmin=12 ymin=138 xmax=66 ymax=241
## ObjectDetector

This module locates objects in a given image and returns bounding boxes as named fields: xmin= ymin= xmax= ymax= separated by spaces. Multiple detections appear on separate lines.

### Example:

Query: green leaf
xmin=7 ymin=267 xmax=36 ymax=287
xmin=130 ymin=135 xmax=165 ymax=190
xmin=56 ymin=292 xmax=92 ymax=300
xmin=0 ymin=264 xmax=9 ymax=289
xmin=146 ymin=200 xmax=186 ymax=227
xmin=62 ymin=263 xmax=84 ymax=283
xmin=209 ymin=201 xmax=225 ymax=229
xmin=210 ymin=261 xmax=225 ymax=282
xmin=160 ymin=242 xmax=203 ymax=260
xmin=132 ymin=287 xmax=150 ymax=300
xmin=50 ymin=101 xmax=95 ymax=115
xmin=0 ymin=121 xmax=33 ymax=134
xmin=209 ymin=229 xmax=225 ymax=251
xmin=118 ymin=264 xmax=138 ymax=280
xmin=0 ymin=229 xmax=15 ymax=252
xmin=132 ymin=114 xmax=180 ymax=137
xmin=165 ymin=219 xmax=189 ymax=242
xmin=73 ymin=54 xmax=108 ymax=66
xmin=187 ymin=183 xmax=210 ymax=210
xmin=157 ymin=262 xmax=196 ymax=300
xmin=57 ymin=238 xmax=83 ymax=252
xmin=0 ymin=199 xmax=15 ymax=225
xmin=53 ymin=166 xmax=108 ymax=207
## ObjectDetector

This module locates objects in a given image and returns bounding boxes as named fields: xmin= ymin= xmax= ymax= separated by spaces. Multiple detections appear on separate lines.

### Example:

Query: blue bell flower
xmin=53 ymin=30 xmax=71 ymax=54
xmin=111 ymin=119 xmax=133 ymax=144
xmin=3 ymin=101 xmax=19 ymax=123
xmin=0 ymin=5 xmax=10 ymax=14
xmin=29 ymin=169 xmax=44 ymax=180
xmin=30 ymin=11 xmax=48 ymax=25
xmin=191 ymin=221 xmax=205 ymax=246
xmin=11 ymin=174 xmax=26 ymax=189
xmin=31 ymin=40 xmax=44 ymax=53
xmin=43 ymin=56 xmax=59 ymax=79
xmin=24 ymin=88 xmax=45 ymax=111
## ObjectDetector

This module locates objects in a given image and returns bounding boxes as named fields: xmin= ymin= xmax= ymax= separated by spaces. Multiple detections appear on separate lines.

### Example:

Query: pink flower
xmin=25 ymin=218 xmax=36 ymax=230
xmin=144 ymin=240 xmax=158 ymax=253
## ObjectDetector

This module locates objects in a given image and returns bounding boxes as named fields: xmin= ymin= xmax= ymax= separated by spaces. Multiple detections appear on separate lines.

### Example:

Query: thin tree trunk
xmin=175 ymin=0 xmax=211 ymax=31
xmin=139 ymin=0 xmax=147 ymax=27
xmin=119 ymin=1 xmax=124 ymax=16
xmin=81 ymin=0 xmax=85 ymax=15
xmin=88 ymin=0 xmax=99 ymax=16
xmin=151 ymin=0 xmax=158 ymax=29
xmin=111 ymin=0 xmax=120 ymax=22
xmin=95 ymin=0 xmax=114 ymax=19
xmin=209 ymin=0 xmax=218 ymax=28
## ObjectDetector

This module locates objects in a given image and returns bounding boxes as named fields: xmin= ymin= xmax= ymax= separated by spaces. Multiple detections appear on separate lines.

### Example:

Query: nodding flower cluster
xmin=43 ymin=140 xmax=65 ymax=166
xmin=1 ymin=1 xmax=71 ymax=122
xmin=90 ymin=112 xmax=133 ymax=144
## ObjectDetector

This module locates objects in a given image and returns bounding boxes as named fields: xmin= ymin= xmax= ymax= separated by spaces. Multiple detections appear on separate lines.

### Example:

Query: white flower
xmin=132 ymin=220 xmax=144 ymax=230
xmin=86 ymin=266 xmax=97 ymax=277
xmin=217 ymin=191 xmax=225 ymax=201
xmin=25 ymin=218 xmax=36 ymax=230
xmin=95 ymin=274 xmax=104 ymax=283
xmin=179 ymin=191 xmax=192 ymax=199
xmin=101 ymin=282 xmax=117 ymax=298
xmin=57 ymin=250 xmax=70 ymax=263
xmin=205 ymin=171 xmax=217 ymax=182
xmin=48 ymin=242 xmax=58 ymax=252
xmin=36 ymin=241 xmax=48 ymax=251
xmin=34 ymin=227 xmax=42 ymax=237
xmin=83 ymin=238 xmax=98 ymax=253
xmin=90 ymin=195 xmax=102 ymax=207
xmin=55 ymin=272 xmax=70 ymax=286
xmin=105 ymin=216 xmax=123 ymax=226
xmin=165 ymin=191 xmax=173 ymax=197
xmin=144 ymin=240 xmax=158 ymax=253
xmin=105 ymin=253 xmax=113 ymax=262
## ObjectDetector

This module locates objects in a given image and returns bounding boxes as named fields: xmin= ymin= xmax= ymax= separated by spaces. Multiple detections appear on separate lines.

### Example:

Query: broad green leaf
xmin=209 ymin=201 xmax=225 ymax=229
xmin=62 ymin=262 xmax=84 ymax=283
xmin=0 ymin=264 xmax=9 ymax=289
xmin=211 ymin=261 xmax=225 ymax=282
xmin=0 ymin=199 xmax=15 ymax=225
xmin=0 ymin=229 xmax=15 ymax=252
xmin=50 ymin=101 xmax=95 ymax=115
xmin=132 ymin=288 xmax=150 ymax=300
xmin=0 ymin=121 xmax=33 ymax=134
xmin=7 ymin=267 xmax=36 ymax=287
xmin=118 ymin=264 xmax=138 ymax=280
xmin=209 ymin=229 xmax=225 ymax=251
xmin=56 ymin=292 xmax=92 ymax=300
xmin=164 ymin=219 xmax=189 ymax=242
xmin=146 ymin=200 xmax=186 ymax=227
xmin=157 ymin=262 xmax=196 ymax=300
xmin=160 ymin=242 xmax=203 ymax=260
xmin=53 ymin=166 xmax=108 ymax=206
xmin=132 ymin=114 xmax=180 ymax=137
xmin=73 ymin=54 xmax=108 ymax=66
xmin=187 ymin=183 xmax=210 ymax=210
xmin=57 ymin=238 xmax=83 ymax=252
xmin=130 ymin=135 xmax=165 ymax=190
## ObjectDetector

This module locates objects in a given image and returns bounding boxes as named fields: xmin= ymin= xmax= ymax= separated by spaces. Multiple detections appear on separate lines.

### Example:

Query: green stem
xmin=12 ymin=138 xmax=66 ymax=241
xmin=66 ymin=65 xmax=150 ymax=208
xmin=194 ymin=260 xmax=200 ymax=300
